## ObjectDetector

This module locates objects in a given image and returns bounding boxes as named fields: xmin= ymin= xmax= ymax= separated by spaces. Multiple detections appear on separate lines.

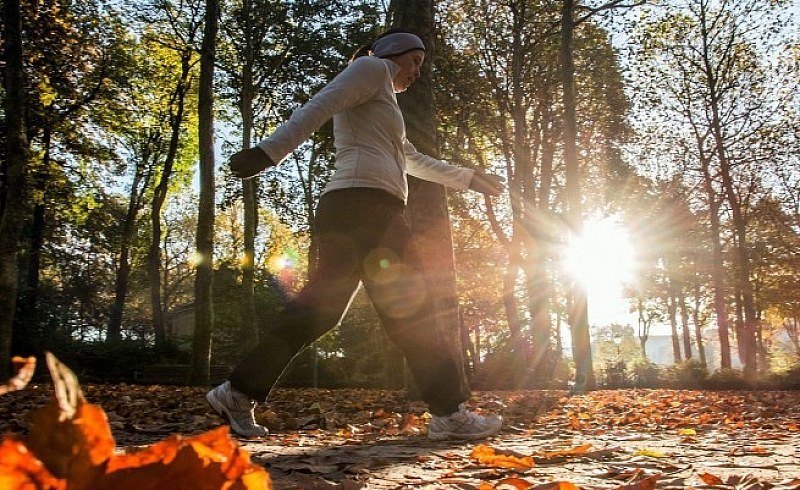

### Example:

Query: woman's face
xmin=390 ymin=49 xmax=425 ymax=93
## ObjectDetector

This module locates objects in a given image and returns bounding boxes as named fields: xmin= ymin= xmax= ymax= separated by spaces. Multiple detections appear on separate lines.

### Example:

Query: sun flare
xmin=562 ymin=217 xmax=636 ymax=296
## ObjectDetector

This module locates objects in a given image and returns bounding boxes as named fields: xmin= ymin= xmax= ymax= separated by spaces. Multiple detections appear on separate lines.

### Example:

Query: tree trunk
xmin=636 ymin=296 xmax=651 ymax=360
xmin=0 ymin=0 xmax=29 ymax=379
xmin=150 ymin=51 xmax=192 ymax=353
xmin=461 ymin=316 xmax=476 ymax=375
xmin=527 ymin=117 xmax=556 ymax=384
xmin=700 ymin=158 xmax=731 ymax=369
xmin=692 ymin=276 xmax=707 ymax=368
xmin=527 ymin=259 xmax=552 ymax=382
xmin=16 ymin=125 xmax=48 ymax=350
xmin=734 ymin=287 xmax=745 ymax=366
xmin=392 ymin=0 xmax=470 ymax=396
xmin=718 ymin=140 xmax=757 ymax=379
xmin=108 ymin=169 xmax=146 ymax=343
xmin=679 ymin=294 xmax=692 ymax=359
xmin=503 ymin=259 xmax=526 ymax=383
xmin=189 ymin=0 xmax=218 ymax=386
xmin=510 ymin=3 xmax=534 ymax=380
xmin=699 ymin=7 xmax=757 ymax=382
xmin=239 ymin=0 xmax=259 ymax=348
xmin=667 ymin=288 xmax=682 ymax=364
xmin=560 ymin=0 xmax=594 ymax=391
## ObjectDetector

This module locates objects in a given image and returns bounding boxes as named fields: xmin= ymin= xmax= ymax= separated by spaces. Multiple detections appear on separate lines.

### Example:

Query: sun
xmin=562 ymin=216 xmax=637 ymax=322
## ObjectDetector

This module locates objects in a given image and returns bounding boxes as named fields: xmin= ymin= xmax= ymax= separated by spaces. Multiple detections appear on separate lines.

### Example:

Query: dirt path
xmin=237 ymin=417 xmax=800 ymax=488
xmin=3 ymin=385 xmax=799 ymax=489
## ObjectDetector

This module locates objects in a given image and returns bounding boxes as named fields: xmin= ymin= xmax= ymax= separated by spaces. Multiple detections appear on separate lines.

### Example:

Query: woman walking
xmin=207 ymin=29 xmax=504 ymax=440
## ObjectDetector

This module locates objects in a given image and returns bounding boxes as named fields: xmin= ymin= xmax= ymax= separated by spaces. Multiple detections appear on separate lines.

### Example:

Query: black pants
xmin=228 ymin=188 xmax=470 ymax=415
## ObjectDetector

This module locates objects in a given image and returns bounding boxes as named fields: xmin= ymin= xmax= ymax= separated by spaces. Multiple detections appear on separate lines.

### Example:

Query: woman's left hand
xmin=230 ymin=147 xmax=275 ymax=179
xmin=468 ymin=170 xmax=505 ymax=196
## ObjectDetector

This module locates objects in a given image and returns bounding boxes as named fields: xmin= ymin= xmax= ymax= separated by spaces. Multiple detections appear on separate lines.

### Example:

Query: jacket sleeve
xmin=257 ymin=57 xmax=386 ymax=164
xmin=403 ymin=139 xmax=474 ymax=189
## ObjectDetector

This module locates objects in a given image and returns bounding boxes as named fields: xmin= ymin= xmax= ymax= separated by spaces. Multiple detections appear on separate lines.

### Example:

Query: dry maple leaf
xmin=0 ymin=352 xmax=272 ymax=490
xmin=0 ymin=437 xmax=66 ymax=490
xmin=528 ymin=482 xmax=581 ymax=490
xmin=699 ymin=472 xmax=724 ymax=485
xmin=98 ymin=426 xmax=270 ymax=490
xmin=476 ymin=477 xmax=539 ymax=490
xmin=470 ymin=444 xmax=535 ymax=470
xmin=535 ymin=443 xmax=593 ymax=460
xmin=498 ymin=477 xmax=540 ymax=489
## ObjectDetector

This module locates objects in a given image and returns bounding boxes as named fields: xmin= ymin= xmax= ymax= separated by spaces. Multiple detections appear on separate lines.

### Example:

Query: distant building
xmin=166 ymin=303 xmax=195 ymax=351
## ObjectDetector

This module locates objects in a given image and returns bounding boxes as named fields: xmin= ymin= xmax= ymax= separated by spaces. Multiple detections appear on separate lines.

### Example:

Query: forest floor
xmin=2 ymin=382 xmax=800 ymax=489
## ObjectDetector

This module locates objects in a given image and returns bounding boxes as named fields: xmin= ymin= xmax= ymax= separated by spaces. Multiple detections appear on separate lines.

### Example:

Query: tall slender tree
xmin=106 ymin=150 xmax=153 ymax=343
xmin=0 ymin=0 xmax=29 ymax=378
xmin=189 ymin=0 xmax=218 ymax=385
xmin=238 ymin=0 xmax=259 ymax=347
xmin=560 ymin=0 xmax=594 ymax=391
xmin=136 ymin=1 xmax=204 ymax=351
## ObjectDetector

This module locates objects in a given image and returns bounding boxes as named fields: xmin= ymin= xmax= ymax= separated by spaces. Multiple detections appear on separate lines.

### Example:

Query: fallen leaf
xmin=631 ymin=449 xmax=668 ymax=458
xmin=25 ymin=353 xmax=115 ymax=485
xmin=616 ymin=474 xmax=659 ymax=490
xmin=100 ymin=426 xmax=271 ymax=489
xmin=0 ymin=437 xmax=65 ymax=490
xmin=1 ymin=353 xmax=272 ymax=490
xmin=536 ymin=443 xmax=593 ymax=459
xmin=495 ymin=477 xmax=537 ymax=489
xmin=471 ymin=445 xmax=535 ymax=469
xmin=699 ymin=472 xmax=724 ymax=485
xmin=0 ymin=356 xmax=36 ymax=396
xmin=529 ymin=482 xmax=581 ymax=490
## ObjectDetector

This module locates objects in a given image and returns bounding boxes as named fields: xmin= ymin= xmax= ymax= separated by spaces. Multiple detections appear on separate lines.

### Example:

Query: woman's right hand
xmin=468 ymin=170 xmax=505 ymax=196
xmin=229 ymin=147 xmax=275 ymax=179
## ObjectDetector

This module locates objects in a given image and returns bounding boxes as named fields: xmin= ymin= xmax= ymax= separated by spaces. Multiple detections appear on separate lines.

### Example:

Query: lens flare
xmin=562 ymin=217 xmax=636 ymax=296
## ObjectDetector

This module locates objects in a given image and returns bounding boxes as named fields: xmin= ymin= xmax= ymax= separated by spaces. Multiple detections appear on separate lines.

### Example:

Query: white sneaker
xmin=428 ymin=403 xmax=503 ymax=441
xmin=206 ymin=381 xmax=268 ymax=437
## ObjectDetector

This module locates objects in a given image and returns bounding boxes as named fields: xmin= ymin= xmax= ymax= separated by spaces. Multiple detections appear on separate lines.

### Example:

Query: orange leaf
xmin=538 ymin=444 xmax=593 ymax=459
xmin=6 ymin=353 xmax=272 ymax=490
xmin=699 ymin=472 xmax=724 ymax=485
xmin=0 ymin=437 xmax=65 ymax=490
xmin=24 ymin=354 xmax=115 ymax=486
xmin=471 ymin=444 xmax=535 ymax=469
xmin=99 ymin=426 xmax=270 ymax=490
xmin=496 ymin=477 xmax=536 ymax=489
xmin=529 ymin=482 xmax=581 ymax=490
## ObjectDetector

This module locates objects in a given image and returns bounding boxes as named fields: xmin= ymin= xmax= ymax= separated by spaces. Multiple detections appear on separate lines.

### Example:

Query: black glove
xmin=229 ymin=147 xmax=275 ymax=179
xmin=468 ymin=170 xmax=505 ymax=196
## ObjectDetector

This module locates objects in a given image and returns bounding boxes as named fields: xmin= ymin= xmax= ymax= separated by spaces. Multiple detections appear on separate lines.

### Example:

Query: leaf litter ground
xmin=2 ymin=380 xmax=799 ymax=489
